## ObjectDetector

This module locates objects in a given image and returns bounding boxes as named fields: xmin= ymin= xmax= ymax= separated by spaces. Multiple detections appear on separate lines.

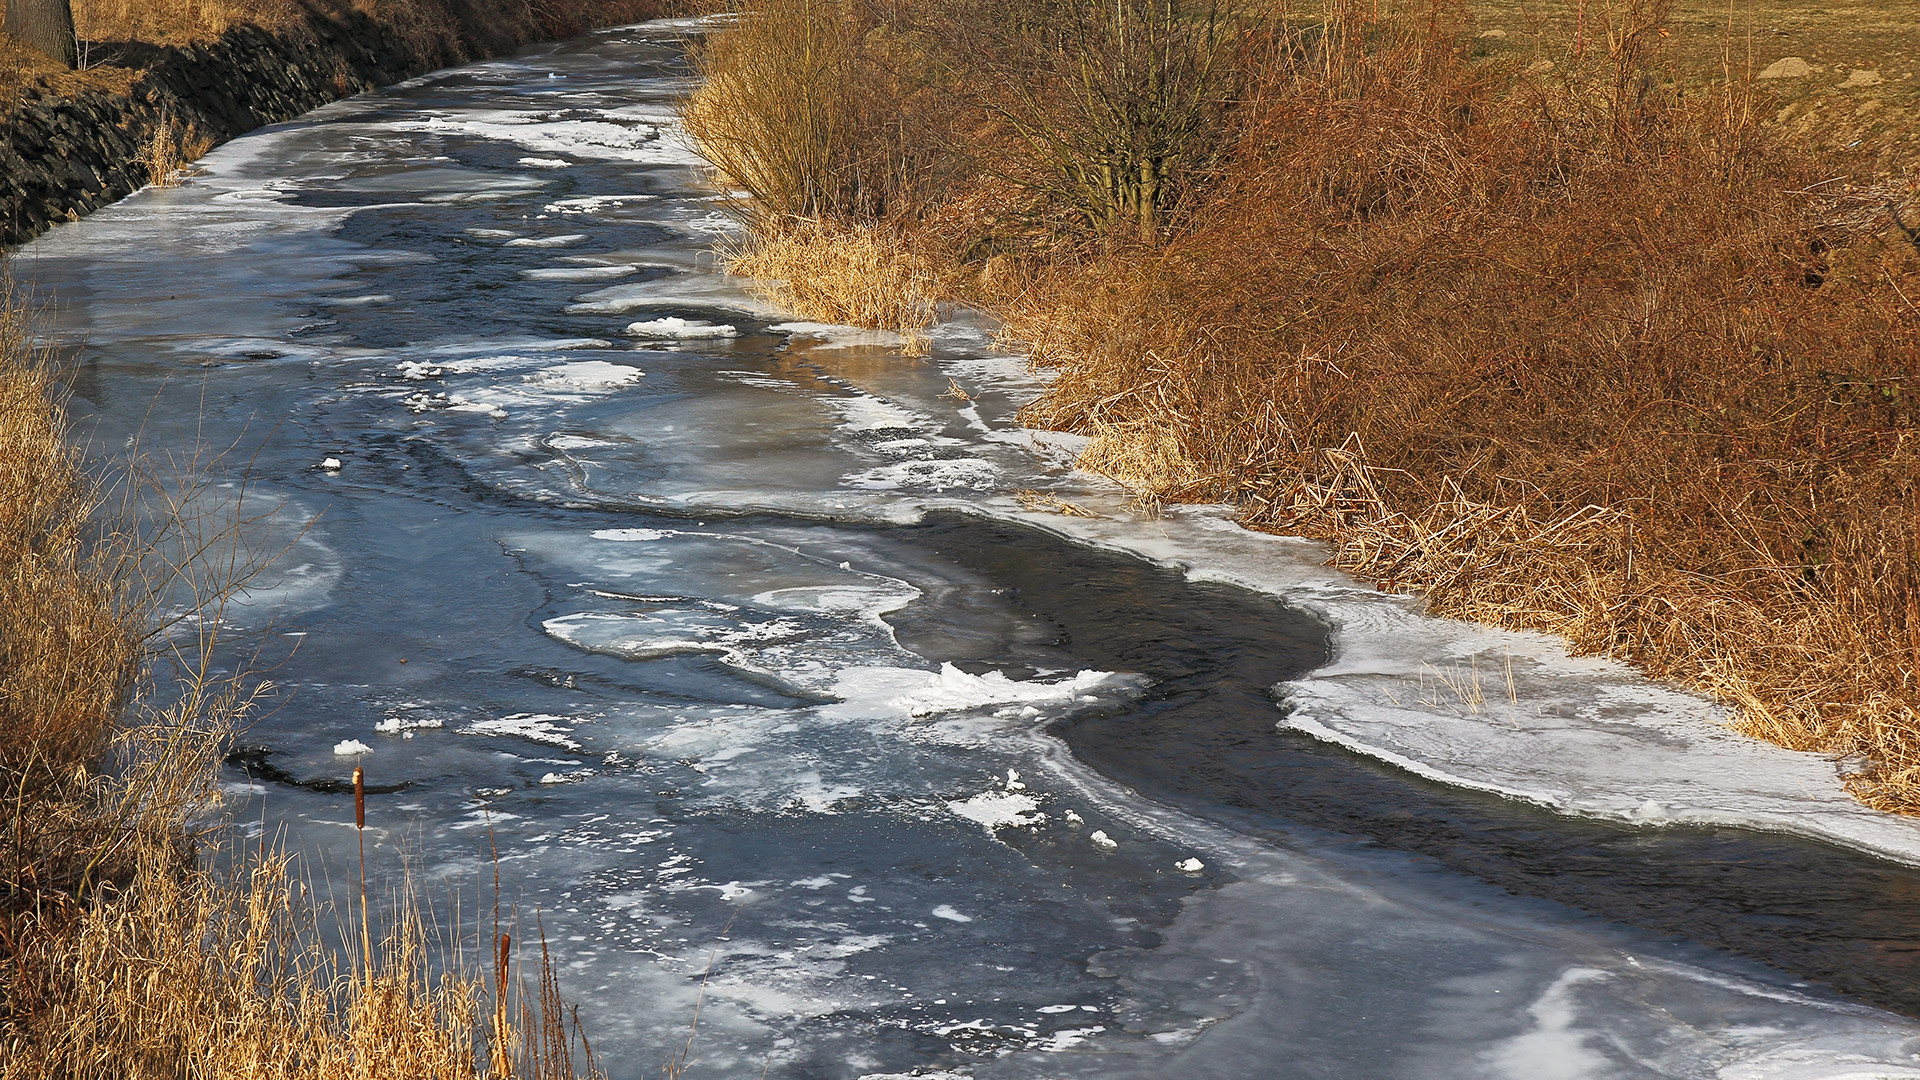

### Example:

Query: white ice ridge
xmin=391 ymin=108 xmax=703 ymax=165
xmin=975 ymin=505 xmax=1920 ymax=868
xmin=947 ymin=790 xmax=1043 ymax=834
xmin=826 ymin=662 xmax=1123 ymax=720
xmin=625 ymin=316 xmax=739 ymax=339
xmin=520 ymin=361 xmax=642 ymax=392
xmin=463 ymin=713 xmax=582 ymax=750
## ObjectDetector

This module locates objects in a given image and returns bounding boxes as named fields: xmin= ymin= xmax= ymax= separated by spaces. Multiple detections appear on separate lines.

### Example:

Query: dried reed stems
xmin=137 ymin=113 xmax=211 ymax=187
xmin=726 ymin=222 xmax=942 ymax=352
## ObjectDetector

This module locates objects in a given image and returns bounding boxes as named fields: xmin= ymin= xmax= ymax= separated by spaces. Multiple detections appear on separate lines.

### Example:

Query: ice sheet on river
xmin=27 ymin=17 xmax=1920 ymax=1077
xmin=987 ymin=506 xmax=1920 ymax=867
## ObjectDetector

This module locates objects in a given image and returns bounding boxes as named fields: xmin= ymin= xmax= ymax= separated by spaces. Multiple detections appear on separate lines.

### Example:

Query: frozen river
xmin=18 ymin=20 xmax=1920 ymax=1078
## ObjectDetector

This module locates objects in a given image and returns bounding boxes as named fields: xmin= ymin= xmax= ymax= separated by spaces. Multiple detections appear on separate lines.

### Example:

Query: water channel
xmin=19 ymin=20 xmax=1920 ymax=1078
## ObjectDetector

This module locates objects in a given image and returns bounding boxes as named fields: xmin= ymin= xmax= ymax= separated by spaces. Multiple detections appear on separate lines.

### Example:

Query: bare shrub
xmin=955 ymin=0 xmax=1245 ymax=241
xmin=681 ymin=0 xmax=947 ymax=227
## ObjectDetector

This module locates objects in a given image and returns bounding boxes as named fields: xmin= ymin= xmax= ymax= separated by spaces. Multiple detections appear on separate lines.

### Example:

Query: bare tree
xmin=4 ymin=0 xmax=79 ymax=69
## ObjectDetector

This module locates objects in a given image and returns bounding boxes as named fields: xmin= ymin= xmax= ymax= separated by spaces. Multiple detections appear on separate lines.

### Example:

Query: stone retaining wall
xmin=2 ymin=10 xmax=531 ymax=246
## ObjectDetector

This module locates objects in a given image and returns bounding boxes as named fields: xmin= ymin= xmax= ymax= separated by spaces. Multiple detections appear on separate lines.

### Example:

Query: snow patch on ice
xmin=825 ymin=394 xmax=931 ymax=434
xmin=828 ymin=663 xmax=1124 ymax=720
xmin=504 ymin=234 xmax=587 ymax=248
xmin=771 ymin=321 xmax=912 ymax=351
xmin=464 ymin=713 xmax=582 ymax=750
xmin=946 ymin=791 xmax=1042 ymax=833
xmin=545 ymin=194 xmax=657 ymax=214
xmin=392 ymin=109 xmax=699 ymax=165
xmin=1487 ymin=967 xmax=1613 ymax=1080
xmin=521 ymin=361 xmax=642 ymax=392
xmin=625 ymin=316 xmax=739 ymax=340
xmin=843 ymin=459 xmax=1000 ymax=492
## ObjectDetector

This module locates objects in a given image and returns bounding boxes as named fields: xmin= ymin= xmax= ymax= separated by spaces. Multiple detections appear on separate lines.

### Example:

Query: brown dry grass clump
xmin=726 ymin=222 xmax=942 ymax=351
xmin=137 ymin=112 xmax=213 ymax=187
xmin=693 ymin=0 xmax=1920 ymax=811
xmin=0 ymin=287 xmax=602 ymax=1077
xmin=0 ymin=284 xmax=143 ymax=926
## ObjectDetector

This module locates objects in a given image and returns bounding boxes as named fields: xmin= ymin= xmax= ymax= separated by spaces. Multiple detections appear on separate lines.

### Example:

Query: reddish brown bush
xmin=1007 ymin=2 xmax=1920 ymax=807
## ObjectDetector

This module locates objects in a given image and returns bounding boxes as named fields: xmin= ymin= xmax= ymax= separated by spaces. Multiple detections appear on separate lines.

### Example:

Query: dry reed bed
xmin=1010 ymin=16 xmax=1920 ymax=809
xmin=0 ymin=290 xmax=599 ymax=1077
xmin=687 ymin=0 xmax=1920 ymax=810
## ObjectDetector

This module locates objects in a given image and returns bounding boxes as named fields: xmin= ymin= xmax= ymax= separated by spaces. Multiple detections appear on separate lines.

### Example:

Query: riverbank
xmin=0 ymin=5 xmax=668 ymax=1071
xmin=687 ymin=0 xmax=1920 ymax=810
xmin=1 ymin=0 xmax=674 ymax=246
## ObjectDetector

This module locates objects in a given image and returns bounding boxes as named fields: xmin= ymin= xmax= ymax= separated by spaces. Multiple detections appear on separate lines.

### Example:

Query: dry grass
xmin=1004 ymin=3 xmax=1920 ymax=808
xmin=696 ymin=0 xmax=1920 ymax=812
xmin=1071 ymin=420 xmax=1194 ymax=512
xmin=0 ymin=285 xmax=603 ymax=1077
xmin=71 ymin=0 xmax=288 ymax=44
xmin=726 ymin=221 xmax=942 ymax=352
xmin=0 ymin=284 xmax=142 ymax=912
xmin=138 ymin=113 xmax=213 ymax=187
xmin=5 ymin=839 xmax=603 ymax=1078
xmin=63 ymin=0 xmax=656 ymax=46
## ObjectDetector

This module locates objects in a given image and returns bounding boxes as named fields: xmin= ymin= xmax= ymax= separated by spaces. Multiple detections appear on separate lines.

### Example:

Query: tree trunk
xmin=4 ymin=0 xmax=78 ymax=70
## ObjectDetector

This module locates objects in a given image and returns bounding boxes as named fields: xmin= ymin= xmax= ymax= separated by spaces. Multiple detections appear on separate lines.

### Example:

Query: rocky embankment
xmin=2 ymin=10 xmax=562 ymax=246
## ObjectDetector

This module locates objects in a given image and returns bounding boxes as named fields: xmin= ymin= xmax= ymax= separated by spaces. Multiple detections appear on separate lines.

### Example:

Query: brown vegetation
xmin=687 ymin=0 xmax=1920 ymax=809
xmin=725 ymin=222 xmax=942 ymax=351
xmin=0 ymin=290 xmax=602 ymax=1077
xmin=61 ymin=0 xmax=660 ymax=50
xmin=1 ymin=0 xmax=672 ymax=116
xmin=137 ymin=112 xmax=213 ymax=187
